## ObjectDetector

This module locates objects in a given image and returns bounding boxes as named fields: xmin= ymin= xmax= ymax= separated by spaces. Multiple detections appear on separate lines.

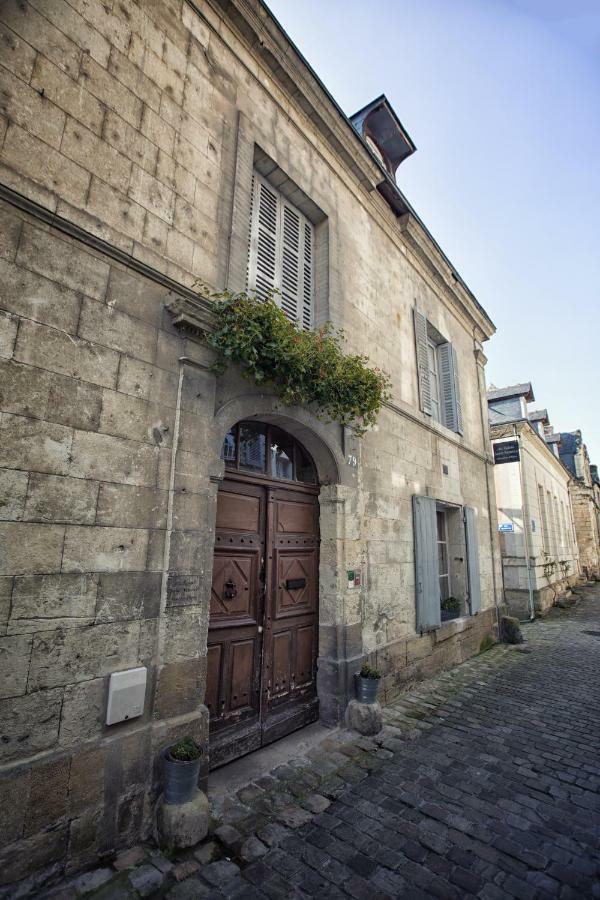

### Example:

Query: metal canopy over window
xmin=221 ymin=422 xmax=317 ymax=485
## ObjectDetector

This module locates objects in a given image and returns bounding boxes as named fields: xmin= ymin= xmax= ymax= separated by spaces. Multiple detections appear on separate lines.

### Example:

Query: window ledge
xmin=434 ymin=614 xmax=476 ymax=643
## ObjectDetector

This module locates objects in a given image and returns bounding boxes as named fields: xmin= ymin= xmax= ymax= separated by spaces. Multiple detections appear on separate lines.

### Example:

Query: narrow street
xmin=49 ymin=587 xmax=600 ymax=900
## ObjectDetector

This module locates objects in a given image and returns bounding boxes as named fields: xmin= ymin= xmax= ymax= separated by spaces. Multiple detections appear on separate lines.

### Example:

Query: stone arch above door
xmin=211 ymin=392 xmax=352 ymax=489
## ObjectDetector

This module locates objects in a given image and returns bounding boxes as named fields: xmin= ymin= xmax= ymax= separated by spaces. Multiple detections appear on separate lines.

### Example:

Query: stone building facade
xmin=0 ymin=0 xmax=501 ymax=887
xmin=488 ymin=385 xmax=580 ymax=618
xmin=558 ymin=432 xmax=600 ymax=580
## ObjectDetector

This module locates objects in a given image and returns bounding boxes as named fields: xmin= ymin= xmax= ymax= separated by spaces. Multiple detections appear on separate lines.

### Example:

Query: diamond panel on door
xmin=210 ymin=552 xmax=256 ymax=625
xmin=274 ymin=549 xmax=317 ymax=619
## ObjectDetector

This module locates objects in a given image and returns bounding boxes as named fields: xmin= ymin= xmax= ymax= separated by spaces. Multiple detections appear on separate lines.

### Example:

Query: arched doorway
xmin=207 ymin=421 xmax=320 ymax=769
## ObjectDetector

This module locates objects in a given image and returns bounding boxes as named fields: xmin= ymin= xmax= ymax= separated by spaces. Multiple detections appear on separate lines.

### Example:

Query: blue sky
xmin=267 ymin=0 xmax=600 ymax=462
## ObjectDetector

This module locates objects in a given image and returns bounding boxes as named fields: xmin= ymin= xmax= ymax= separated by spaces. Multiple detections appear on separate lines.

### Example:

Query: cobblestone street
xmin=43 ymin=586 xmax=600 ymax=900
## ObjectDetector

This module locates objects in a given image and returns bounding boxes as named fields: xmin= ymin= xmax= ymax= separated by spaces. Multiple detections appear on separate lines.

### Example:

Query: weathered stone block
xmin=0 ymin=687 xmax=63 ymax=762
xmin=0 ymin=257 xmax=82 ymax=331
xmin=0 ymin=632 xmax=32 ymax=697
xmin=345 ymin=699 xmax=383 ymax=735
xmin=2 ymin=0 xmax=81 ymax=77
xmin=62 ymin=525 xmax=149 ymax=573
xmin=0 ymin=357 xmax=50 ymax=418
xmin=9 ymin=573 xmax=98 ymax=634
xmin=24 ymin=473 xmax=98 ymax=525
xmin=103 ymin=109 xmax=158 ymax=175
xmin=61 ymin=116 xmax=131 ymax=193
xmin=47 ymin=374 xmax=104 ymax=431
xmin=99 ymin=390 xmax=174 ymax=446
xmin=0 ymin=204 xmax=22 ymax=261
xmin=78 ymin=297 xmax=157 ymax=363
xmin=69 ymin=430 xmax=158 ymax=486
xmin=96 ymin=483 xmax=167 ymax=529
xmin=0 ymin=310 xmax=17 ymax=359
xmin=154 ymin=659 xmax=206 ymax=719
xmin=117 ymin=356 xmax=178 ymax=407
xmin=0 ymin=769 xmax=29 ymax=846
xmin=18 ymin=224 xmax=110 ymax=301
xmin=163 ymin=607 xmax=207 ymax=663
xmin=0 ymin=522 xmax=65 ymax=576
xmin=85 ymin=175 xmax=146 ymax=243
xmin=29 ymin=621 xmax=140 ymax=689
xmin=0 ymin=467 xmax=27 ymax=521
xmin=154 ymin=790 xmax=210 ymax=849
xmin=25 ymin=754 xmax=71 ymax=835
xmin=15 ymin=318 xmax=119 ymax=389
xmin=95 ymin=572 xmax=162 ymax=622
xmin=106 ymin=266 xmax=169 ymax=329
xmin=0 ymin=824 xmax=68 ymax=887
xmin=80 ymin=54 xmax=142 ymax=127
xmin=31 ymin=54 xmax=106 ymax=134
xmin=0 ymin=65 xmax=66 ymax=149
xmin=0 ymin=576 xmax=11 ymax=632
xmin=69 ymin=746 xmax=106 ymax=815
xmin=59 ymin=677 xmax=106 ymax=746
xmin=1 ymin=413 xmax=72 ymax=475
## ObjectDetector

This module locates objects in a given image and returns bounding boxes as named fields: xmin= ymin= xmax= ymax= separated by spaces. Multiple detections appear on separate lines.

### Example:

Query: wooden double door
xmin=207 ymin=474 xmax=319 ymax=768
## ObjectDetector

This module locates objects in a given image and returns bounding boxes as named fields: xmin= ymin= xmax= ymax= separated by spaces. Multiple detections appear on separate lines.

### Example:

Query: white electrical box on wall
xmin=106 ymin=667 xmax=147 ymax=726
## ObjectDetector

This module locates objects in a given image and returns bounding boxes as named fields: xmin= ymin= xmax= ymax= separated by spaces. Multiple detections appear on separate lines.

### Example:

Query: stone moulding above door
xmin=166 ymin=295 xmax=216 ymax=340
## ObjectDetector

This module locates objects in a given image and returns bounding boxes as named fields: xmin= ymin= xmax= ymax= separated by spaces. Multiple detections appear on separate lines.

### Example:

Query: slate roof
xmin=528 ymin=408 xmax=549 ymax=423
xmin=487 ymin=383 xmax=534 ymax=402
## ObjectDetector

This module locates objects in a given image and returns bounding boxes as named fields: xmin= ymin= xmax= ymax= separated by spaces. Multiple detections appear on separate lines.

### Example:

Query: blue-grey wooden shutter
xmin=413 ymin=495 xmax=440 ymax=631
xmin=413 ymin=308 xmax=432 ymax=415
xmin=247 ymin=173 xmax=278 ymax=301
xmin=247 ymin=172 xmax=314 ymax=329
xmin=464 ymin=506 xmax=481 ymax=615
xmin=438 ymin=342 xmax=463 ymax=434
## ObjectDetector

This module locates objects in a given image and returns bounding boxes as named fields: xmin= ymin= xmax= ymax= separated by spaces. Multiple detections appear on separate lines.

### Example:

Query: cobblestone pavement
xmin=42 ymin=586 xmax=600 ymax=900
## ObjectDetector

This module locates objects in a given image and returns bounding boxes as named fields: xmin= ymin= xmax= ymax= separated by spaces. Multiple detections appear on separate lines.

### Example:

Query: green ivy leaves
xmin=205 ymin=290 xmax=391 ymax=436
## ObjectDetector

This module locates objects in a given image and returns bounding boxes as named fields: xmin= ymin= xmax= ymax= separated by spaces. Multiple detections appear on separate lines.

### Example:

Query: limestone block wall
xmin=0 ymin=202 xmax=212 ymax=886
xmin=492 ymin=426 xmax=579 ymax=617
xmin=569 ymin=481 xmax=600 ymax=578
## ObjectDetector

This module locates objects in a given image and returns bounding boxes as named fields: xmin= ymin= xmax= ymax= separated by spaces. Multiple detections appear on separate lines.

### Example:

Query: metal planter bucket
xmin=162 ymin=748 xmax=201 ymax=805
xmin=355 ymin=674 xmax=380 ymax=704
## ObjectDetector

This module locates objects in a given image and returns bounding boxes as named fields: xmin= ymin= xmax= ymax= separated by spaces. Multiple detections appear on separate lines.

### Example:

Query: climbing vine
xmin=202 ymin=289 xmax=391 ymax=436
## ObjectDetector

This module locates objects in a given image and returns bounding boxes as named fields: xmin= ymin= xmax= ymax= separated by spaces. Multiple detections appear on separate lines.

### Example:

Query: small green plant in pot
xmin=441 ymin=597 xmax=460 ymax=622
xmin=355 ymin=662 xmax=381 ymax=704
xmin=163 ymin=737 xmax=203 ymax=805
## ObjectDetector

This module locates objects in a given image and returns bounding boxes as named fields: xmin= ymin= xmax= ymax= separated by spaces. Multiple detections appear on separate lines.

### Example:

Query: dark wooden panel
xmin=295 ymin=624 xmax=316 ymax=687
xmin=210 ymin=550 xmax=257 ymax=626
xmin=205 ymin=644 xmax=222 ymax=718
xmin=229 ymin=639 xmax=255 ymax=711
xmin=275 ymin=498 xmax=315 ymax=534
xmin=274 ymin=549 xmax=317 ymax=619
xmin=216 ymin=490 xmax=261 ymax=532
xmin=271 ymin=629 xmax=292 ymax=697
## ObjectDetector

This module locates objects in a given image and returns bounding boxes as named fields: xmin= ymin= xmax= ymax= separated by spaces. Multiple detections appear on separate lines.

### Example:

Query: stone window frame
xmin=226 ymin=114 xmax=330 ymax=329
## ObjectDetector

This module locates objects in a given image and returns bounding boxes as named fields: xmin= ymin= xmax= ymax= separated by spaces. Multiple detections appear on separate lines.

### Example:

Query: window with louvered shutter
xmin=413 ymin=308 xmax=432 ymax=415
xmin=437 ymin=342 xmax=463 ymax=435
xmin=247 ymin=172 xmax=314 ymax=329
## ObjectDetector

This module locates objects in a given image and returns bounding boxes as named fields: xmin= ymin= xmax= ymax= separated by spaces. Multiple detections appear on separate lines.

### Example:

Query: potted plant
xmin=355 ymin=662 xmax=381 ymax=704
xmin=441 ymin=597 xmax=460 ymax=622
xmin=163 ymin=737 xmax=203 ymax=805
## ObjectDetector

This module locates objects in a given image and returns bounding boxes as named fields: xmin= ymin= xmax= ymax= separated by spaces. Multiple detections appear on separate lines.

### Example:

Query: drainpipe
xmin=515 ymin=425 xmax=535 ymax=620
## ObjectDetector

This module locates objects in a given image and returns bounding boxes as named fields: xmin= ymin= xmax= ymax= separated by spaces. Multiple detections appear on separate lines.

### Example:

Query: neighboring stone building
xmin=557 ymin=431 xmax=600 ymax=580
xmin=0 ymin=0 xmax=502 ymax=887
xmin=488 ymin=384 xmax=579 ymax=618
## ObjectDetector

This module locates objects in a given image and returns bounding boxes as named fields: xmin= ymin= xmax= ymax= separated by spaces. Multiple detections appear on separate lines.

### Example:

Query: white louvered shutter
xmin=438 ymin=342 xmax=463 ymax=434
xmin=247 ymin=172 xmax=314 ymax=329
xmin=413 ymin=308 xmax=432 ymax=415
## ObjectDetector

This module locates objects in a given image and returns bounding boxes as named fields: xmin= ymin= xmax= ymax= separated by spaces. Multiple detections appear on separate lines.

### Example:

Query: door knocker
xmin=224 ymin=579 xmax=237 ymax=600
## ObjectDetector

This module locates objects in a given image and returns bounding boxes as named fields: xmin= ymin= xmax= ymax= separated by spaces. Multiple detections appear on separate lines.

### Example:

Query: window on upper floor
xmin=247 ymin=171 xmax=314 ymax=330
xmin=414 ymin=308 xmax=463 ymax=434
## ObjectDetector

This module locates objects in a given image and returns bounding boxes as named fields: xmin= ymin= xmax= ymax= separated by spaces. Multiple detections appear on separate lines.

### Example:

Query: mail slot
xmin=286 ymin=578 xmax=306 ymax=590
